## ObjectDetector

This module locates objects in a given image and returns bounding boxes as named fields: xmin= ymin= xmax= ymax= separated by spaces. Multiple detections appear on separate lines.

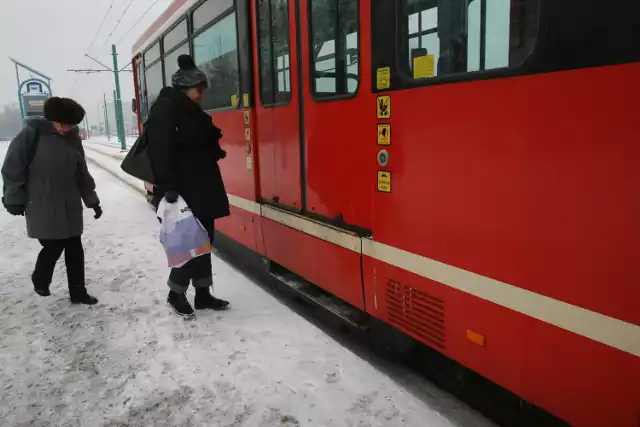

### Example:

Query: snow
xmin=0 ymin=140 xmax=494 ymax=427
xmin=86 ymin=135 xmax=138 ymax=152
xmin=83 ymin=141 xmax=144 ymax=193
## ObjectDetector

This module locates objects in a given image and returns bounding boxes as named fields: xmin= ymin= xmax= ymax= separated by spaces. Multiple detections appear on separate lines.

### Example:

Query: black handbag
xmin=121 ymin=127 xmax=156 ymax=185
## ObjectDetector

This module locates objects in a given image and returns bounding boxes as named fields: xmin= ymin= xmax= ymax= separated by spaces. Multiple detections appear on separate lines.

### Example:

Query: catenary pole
xmin=111 ymin=44 xmax=126 ymax=150
xmin=103 ymin=93 xmax=111 ymax=141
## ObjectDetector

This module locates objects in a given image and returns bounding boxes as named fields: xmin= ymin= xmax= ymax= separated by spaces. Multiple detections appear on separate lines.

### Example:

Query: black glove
xmin=92 ymin=205 xmax=103 ymax=220
xmin=5 ymin=204 xmax=25 ymax=216
xmin=165 ymin=191 xmax=179 ymax=204
xmin=216 ymin=149 xmax=227 ymax=160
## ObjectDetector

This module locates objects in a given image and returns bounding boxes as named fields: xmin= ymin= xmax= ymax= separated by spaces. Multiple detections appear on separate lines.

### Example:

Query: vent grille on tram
xmin=386 ymin=279 xmax=446 ymax=350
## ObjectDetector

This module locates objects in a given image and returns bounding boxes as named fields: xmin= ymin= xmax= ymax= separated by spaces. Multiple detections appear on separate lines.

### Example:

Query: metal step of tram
xmin=267 ymin=262 xmax=367 ymax=329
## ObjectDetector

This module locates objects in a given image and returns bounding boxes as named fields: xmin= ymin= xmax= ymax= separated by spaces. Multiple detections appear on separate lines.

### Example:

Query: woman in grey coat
xmin=1 ymin=97 xmax=102 ymax=304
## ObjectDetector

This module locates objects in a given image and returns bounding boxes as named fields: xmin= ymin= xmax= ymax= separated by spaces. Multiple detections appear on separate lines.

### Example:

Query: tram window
xmin=164 ymin=19 xmax=188 ymax=53
xmin=144 ymin=43 xmax=161 ymax=65
xmin=136 ymin=60 xmax=148 ymax=120
xmin=258 ymin=0 xmax=291 ymax=106
xmin=309 ymin=0 xmax=359 ymax=98
xmin=145 ymin=61 xmax=164 ymax=108
xmin=164 ymin=43 xmax=190 ymax=84
xmin=401 ymin=0 xmax=538 ymax=80
xmin=193 ymin=12 xmax=240 ymax=111
xmin=193 ymin=0 xmax=233 ymax=32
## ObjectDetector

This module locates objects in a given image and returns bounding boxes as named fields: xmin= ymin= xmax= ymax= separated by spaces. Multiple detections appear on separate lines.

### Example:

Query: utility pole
xmin=14 ymin=63 xmax=25 ymax=127
xmin=103 ymin=93 xmax=111 ymax=141
xmin=111 ymin=44 xmax=127 ymax=151
xmin=84 ymin=113 xmax=90 ymax=138
xmin=113 ymin=90 xmax=118 ymax=141
xmin=67 ymin=46 xmax=132 ymax=150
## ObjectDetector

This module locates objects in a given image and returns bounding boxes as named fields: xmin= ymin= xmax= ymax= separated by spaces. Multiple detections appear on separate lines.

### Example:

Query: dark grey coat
xmin=1 ymin=118 xmax=99 ymax=240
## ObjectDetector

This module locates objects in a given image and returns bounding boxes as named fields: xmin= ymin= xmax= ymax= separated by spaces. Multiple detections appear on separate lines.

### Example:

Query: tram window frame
xmin=136 ymin=58 xmax=149 ymax=121
xmin=162 ymin=17 xmax=191 ymax=88
xmin=191 ymin=4 xmax=242 ymax=112
xmin=395 ymin=0 xmax=540 ymax=87
xmin=193 ymin=0 xmax=234 ymax=33
xmin=144 ymin=42 xmax=161 ymax=65
xmin=163 ymin=18 xmax=189 ymax=53
xmin=308 ymin=0 xmax=361 ymax=101
xmin=144 ymin=42 xmax=165 ymax=109
xmin=144 ymin=59 xmax=165 ymax=109
xmin=257 ymin=0 xmax=292 ymax=107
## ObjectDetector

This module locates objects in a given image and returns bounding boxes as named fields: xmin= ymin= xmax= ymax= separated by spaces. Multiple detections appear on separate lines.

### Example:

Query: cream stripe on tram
xmin=226 ymin=194 xmax=640 ymax=358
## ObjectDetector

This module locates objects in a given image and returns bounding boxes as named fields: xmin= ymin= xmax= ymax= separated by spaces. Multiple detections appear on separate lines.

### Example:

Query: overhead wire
xmin=98 ymin=0 xmax=138 ymax=53
xmin=72 ymin=0 xmax=118 ymax=94
xmin=89 ymin=0 xmax=119 ymax=53
xmin=115 ymin=0 xmax=163 ymax=46
xmin=73 ymin=0 xmax=164 ymax=99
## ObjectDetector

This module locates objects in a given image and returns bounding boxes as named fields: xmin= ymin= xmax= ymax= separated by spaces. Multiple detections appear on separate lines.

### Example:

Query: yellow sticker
xmin=246 ymin=156 xmax=253 ymax=170
xmin=243 ymin=110 xmax=250 ymax=125
xmin=377 ymin=96 xmax=391 ymax=119
xmin=377 ymin=124 xmax=391 ymax=146
xmin=245 ymin=128 xmax=251 ymax=141
xmin=243 ymin=94 xmax=250 ymax=108
xmin=376 ymin=67 xmax=391 ymax=90
xmin=231 ymin=94 xmax=238 ymax=107
xmin=377 ymin=171 xmax=391 ymax=193
xmin=413 ymin=54 xmax=435 ymax=79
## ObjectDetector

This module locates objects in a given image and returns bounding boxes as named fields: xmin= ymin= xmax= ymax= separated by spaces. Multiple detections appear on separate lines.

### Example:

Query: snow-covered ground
xmin=0 ymin=140 xmax=495 ymax=427
xmin=86 ymin=135 xmax=137 ymax=152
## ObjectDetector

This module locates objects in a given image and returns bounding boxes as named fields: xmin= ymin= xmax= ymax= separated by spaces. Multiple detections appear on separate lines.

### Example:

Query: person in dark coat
xmin=2 ymin=97 xmax=102 ymax=304
xmin=146 ymin=54 xmax=230 ymax=319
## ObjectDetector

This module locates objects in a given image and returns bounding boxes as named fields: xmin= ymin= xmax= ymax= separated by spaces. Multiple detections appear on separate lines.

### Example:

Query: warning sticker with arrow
xmin=377 ymin=96 xmax=391 ymax=119
xmin=377 ymin=171 xmax=392 ymax=193
xmin=377 ymin=124 xmax=391 ymax=146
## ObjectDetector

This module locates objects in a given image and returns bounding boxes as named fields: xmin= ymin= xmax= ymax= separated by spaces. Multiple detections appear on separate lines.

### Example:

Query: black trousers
xmin=167 ymin=219 xmax=214 ymax=293
xmin=33 ymin=236 xmax=86 ymax=294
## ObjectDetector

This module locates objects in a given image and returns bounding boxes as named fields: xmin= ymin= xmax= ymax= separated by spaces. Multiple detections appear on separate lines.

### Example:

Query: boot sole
xmin=167 ymin=301 xmax=196 ymax=320
xmin=194 ymin=303 xmax=231 ymax=311
xmin=70 ymin=299 xmax=99 ymax=305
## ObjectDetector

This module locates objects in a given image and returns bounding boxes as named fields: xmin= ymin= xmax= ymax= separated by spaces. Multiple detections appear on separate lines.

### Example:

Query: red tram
xmin=131 ymin=1 xmax=640 ymax=425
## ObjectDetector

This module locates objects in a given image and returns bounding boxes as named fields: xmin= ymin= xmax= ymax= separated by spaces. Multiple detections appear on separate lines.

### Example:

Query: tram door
xmin=255 ymin=0 xmax=373 ymax=232
xmin=254 ymin=0 xmax=303 ymax=211
xmin=296 ymin=0 xmax=374 ymax=232
xmin=253 ymin=0 xmax=372 ymax=311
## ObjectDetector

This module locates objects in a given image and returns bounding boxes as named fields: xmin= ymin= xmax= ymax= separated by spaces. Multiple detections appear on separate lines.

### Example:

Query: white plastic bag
xmin=157 ymin=196 xmax=212 ymax=268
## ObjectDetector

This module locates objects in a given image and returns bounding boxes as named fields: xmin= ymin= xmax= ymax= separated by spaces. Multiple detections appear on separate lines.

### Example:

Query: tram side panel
xmin=365 ymin=58 xmax=640 ymax=427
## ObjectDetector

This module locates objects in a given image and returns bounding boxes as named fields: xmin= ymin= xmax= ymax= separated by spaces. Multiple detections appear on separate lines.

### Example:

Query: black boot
xmin=34 ymin=286 xmax=51 ymax=297
xmin=167 ymin=291 xmax=195 ymax=319
xmin=31 ymin=273 xmax=51 ymax=297
xmin=33 ymin=281 xmax=51 ymax=297
xmin=69 ymin=290 xmax=98 ymax=305
xmin=194 ymin=287 xmax=230 ymax=311
xmin=65 ymin=238 xmax=95 ymax=304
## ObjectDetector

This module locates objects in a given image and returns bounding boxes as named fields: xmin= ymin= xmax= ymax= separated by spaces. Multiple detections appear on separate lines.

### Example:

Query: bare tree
xmin=0 ymin=104 xmax=22 ymax=138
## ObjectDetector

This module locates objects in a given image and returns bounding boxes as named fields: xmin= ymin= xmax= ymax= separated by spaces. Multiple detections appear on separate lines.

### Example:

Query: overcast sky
xmin=0 ymin=0 xmax=173 ymax=125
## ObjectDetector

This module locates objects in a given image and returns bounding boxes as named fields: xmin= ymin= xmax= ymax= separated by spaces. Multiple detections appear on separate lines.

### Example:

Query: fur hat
xmin=172 ymin=55 xmax=208 ymax=89
xmin=43 ymin=97 xmax=85 ymax=125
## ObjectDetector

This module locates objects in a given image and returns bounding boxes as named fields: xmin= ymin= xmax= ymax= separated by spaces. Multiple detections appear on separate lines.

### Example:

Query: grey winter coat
xmin=1 ymin=118 xmax=99 ymax=239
